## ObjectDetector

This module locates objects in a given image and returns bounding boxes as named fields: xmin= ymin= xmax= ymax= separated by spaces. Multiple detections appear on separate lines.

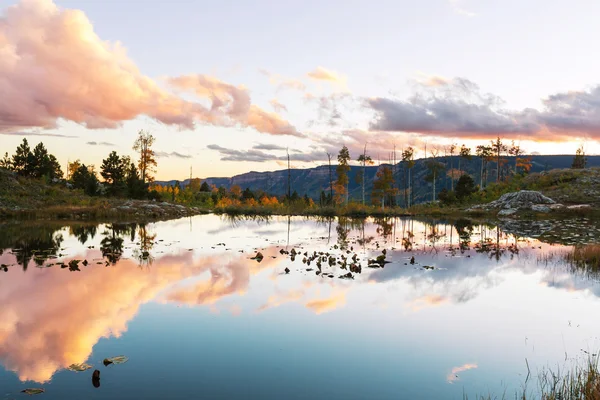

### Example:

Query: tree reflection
xmin=69 ymin=225 xmax=98 ymax=245
xmin=134 ymin=224 xmax=156 ymax=267
xmin=336 ymin=218 xmax=350 ymax=250
xmin=374 ymin=217 xmax=393 ymax=240
xmin=454 ymin=219 xmax=474 ymax=253
xmin=0 ymin=224 xmax=64 ymax=271
xmin=100 ymin=223 xmax=136 ymax=265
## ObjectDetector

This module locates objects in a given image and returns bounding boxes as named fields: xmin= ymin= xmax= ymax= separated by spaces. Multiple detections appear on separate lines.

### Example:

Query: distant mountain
xmin=156 ymin=155 xmax=600 ymax=206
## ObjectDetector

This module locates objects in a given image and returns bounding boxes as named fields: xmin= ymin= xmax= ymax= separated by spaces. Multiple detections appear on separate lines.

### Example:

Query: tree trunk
xmin=480 ymin=157 xmax=484 ymax=189
xmin=287 ymin=149 xmax=291 ymax=201
xmin=432 ymin=171 xmax=436 ymax=202
xmin=327 ymin=154 xmax=333 ymax=205
xmin=450 ymin=155 xmax=454 ymax=191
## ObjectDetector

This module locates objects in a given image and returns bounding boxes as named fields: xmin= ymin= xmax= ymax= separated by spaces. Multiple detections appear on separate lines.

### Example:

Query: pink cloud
xmin=168 ymin=75 xmax=302 ymax=137
xmin=0 ymin=0 xmax=299 ymax=137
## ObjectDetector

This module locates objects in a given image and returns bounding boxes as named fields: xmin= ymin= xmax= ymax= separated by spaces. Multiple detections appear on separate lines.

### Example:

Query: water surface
xmin=1 ymin=215 xmax=599 ymax=399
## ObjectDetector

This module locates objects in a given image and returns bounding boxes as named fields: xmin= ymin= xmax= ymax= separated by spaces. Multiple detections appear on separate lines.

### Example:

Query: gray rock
xmin=498 ymin=208 xmax=518 ymax=217
xmin=475 ymin=190 xmax=557 ymax=214
xmin=531 ymin=204 xmax=551 ymax=213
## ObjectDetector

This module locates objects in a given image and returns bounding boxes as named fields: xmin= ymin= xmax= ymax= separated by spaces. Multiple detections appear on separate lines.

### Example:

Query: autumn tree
xmin=334 ymin=145 xmax=350 ymax=205
xmin=448 ymin=143 xmax=457 ymax=190
xmin=371 ymin=166 xmax=396 ymax=208
xmin=133 ymin=130 xmax=157 ymax=183
xmin=508 ymin=141 xmax=524 ymax=175
xmin=459 ymin=144 xmax=471 ymax=174
xmin=230 ymin=185 xmax=242 ymax=198
xmin=401 ymin=147 xmax=415 ymax=208
xmin=490 ymin=137 xmax=508 ymax=182
xmin=356 ymin=144 xmax=374 ymax=205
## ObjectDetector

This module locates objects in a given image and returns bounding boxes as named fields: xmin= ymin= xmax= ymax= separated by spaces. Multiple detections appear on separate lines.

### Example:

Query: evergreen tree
xmin=12 ymin=138 xmax=34 ymax=176
xmin=0 ymin=152 xmax=11 ymax=169
xmin=71 ymin=164 xmax=99 ymax=196
xmin=455 ymin=174 xmax=477 ymax=200
xmin=572 ymin=146 xmax=587 ymax=169
xmin=125 ymin=163 xmax=147 ymax=199
xmin=101 ymin=151 xmax=126 ymax=196
xmin=242 ymin=187 xmax=255 ymax=200
xmin=31 ymin=142 xmax=63 ymax=180
xmin=200 ymin=181 xmax=211 ymax=192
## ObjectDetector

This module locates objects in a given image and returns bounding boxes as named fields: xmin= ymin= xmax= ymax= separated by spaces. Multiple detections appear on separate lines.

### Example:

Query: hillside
xmin=157 ymin=155 xmax=600 ymax=205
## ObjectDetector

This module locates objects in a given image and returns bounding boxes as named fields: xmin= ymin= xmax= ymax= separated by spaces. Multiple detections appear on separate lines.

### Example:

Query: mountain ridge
xmin=156 ymin=155 xmax=600 ymax=205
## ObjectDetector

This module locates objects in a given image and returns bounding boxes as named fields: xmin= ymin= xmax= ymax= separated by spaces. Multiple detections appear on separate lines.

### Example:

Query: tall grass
xmin=466 ymin=355 xmax=600 ymax=400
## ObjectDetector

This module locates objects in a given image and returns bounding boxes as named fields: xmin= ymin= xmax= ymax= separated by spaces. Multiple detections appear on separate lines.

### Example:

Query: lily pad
xmin=103 ymin=355 xmax=128 ymax=366
xmin=67 ymin=363 xmax=92 ymax=372
xmin=21 ymin=388 xmax=45 ymax=395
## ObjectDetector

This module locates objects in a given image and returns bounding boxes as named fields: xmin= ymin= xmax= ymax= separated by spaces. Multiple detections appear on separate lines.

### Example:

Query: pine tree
xmin=12 ymin=138 xmax=34 ymax=176
xmin=572 ymin=146 xmax=587 ymax=169
xmin=101 ymin=151 xmax=127 ymax=196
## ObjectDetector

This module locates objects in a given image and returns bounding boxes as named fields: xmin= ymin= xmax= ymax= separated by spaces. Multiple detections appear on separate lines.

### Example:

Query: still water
xmin=1 ymin=215 xmax=599 ymax=399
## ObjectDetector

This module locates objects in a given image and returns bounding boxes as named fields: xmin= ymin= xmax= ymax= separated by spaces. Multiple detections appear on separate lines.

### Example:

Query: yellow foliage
xmin=216 ymin=197 xmax=241 ymax=208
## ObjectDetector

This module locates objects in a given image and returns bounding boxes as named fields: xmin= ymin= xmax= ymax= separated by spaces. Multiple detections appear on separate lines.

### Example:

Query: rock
xmin=92 ymin=369 xmax=100 ymax=388
xmin=489 ymin=190 xmax=555 ymax=209
xmin=498 ymin=208 xmax=518 ymax=217
xmin=567 ymin=204 xmax=592 ymax=210
xmin=531 ymin=204 xmax=551 ymax=213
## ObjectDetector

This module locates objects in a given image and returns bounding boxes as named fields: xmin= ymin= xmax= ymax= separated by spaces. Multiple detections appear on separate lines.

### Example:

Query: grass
xmin=563 ymin=245 xmax=600 ymax=279
xmin=466 ymin=355 xmax=600 ymax=400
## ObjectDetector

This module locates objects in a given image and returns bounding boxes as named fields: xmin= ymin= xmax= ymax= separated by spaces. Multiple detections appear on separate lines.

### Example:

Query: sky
xmin=1 ymin=0 xmax=600 ymax=180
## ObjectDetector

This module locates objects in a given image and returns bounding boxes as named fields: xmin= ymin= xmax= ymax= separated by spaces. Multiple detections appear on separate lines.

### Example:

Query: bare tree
xmin=357 ymin=143 xmax=373 ymax=205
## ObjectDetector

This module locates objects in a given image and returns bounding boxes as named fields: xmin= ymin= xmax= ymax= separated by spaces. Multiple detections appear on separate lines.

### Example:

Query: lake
xmin=1 ymin=215 xmax=600 ymax=399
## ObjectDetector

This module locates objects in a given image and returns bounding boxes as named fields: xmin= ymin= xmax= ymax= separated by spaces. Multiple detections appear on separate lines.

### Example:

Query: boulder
xmin=485 ymin=190 xmax=556 ymax=210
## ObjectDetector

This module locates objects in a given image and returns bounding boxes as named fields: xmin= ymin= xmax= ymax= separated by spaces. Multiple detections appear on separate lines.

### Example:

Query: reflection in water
xmin=1 ymin=216 xmax=600 ymax=398
xmin=447 ymin=363 xmax=478 ymax=384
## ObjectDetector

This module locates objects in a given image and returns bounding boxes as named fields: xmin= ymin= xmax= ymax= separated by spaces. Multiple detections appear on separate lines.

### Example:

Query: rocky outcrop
xmin=468 ymin=190 xmax=565 ymax=217
xmin=111 ymin=200 xmax=204 ymax=218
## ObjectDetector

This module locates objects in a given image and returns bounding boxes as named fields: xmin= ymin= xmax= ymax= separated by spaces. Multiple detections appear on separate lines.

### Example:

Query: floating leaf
xmin=67 ymin=363 xmax=92 ymax=372
xmin=103 ymin=355 xmax=128 ymax=366
xmin=21 ymin=388 xmax=44 ymax=395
